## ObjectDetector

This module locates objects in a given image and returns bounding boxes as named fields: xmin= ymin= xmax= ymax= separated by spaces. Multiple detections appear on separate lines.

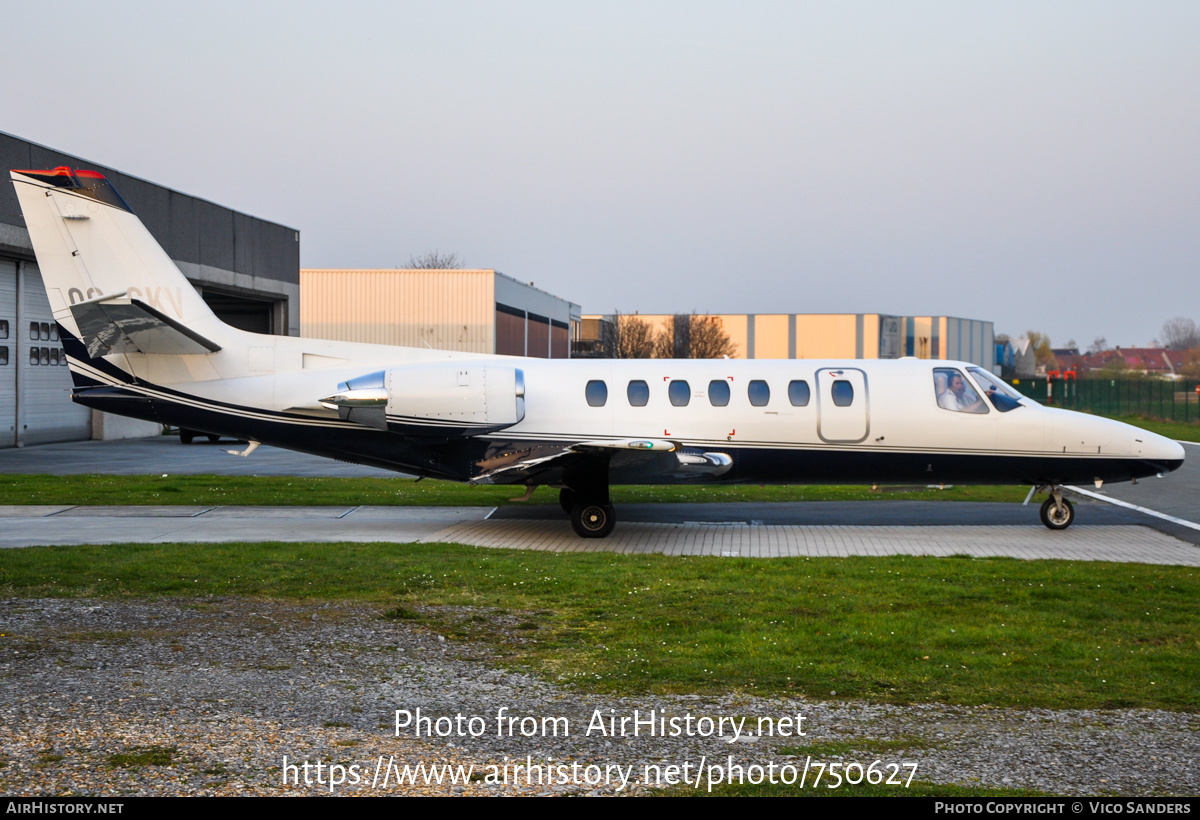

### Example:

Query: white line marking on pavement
xmin=1065 ymin=485 xmax=1200 ymax=533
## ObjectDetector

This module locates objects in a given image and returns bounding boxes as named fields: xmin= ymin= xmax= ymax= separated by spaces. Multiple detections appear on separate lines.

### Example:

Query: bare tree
xmin=653 ymin=323 xmax=679 ymax=359
xmin=1180 ymin=347 xmax=1200 ymax=379
xmin=615 ymin=314 xmax=658 ymax=359
xmin=687 ymin=315 xmax=737 ymax=359
xmin=1087 ymin=336 xmax=1108 ymax=355
xmin=650 ymin=314 xmax=738 ymax=359
xmin=407 ymin=249 xmax=462 ymax=269
xmin=1025 ymin=330 xmax=1058 ymax=370
xmin=1161 ymin=317 xmax=1200 ymax=350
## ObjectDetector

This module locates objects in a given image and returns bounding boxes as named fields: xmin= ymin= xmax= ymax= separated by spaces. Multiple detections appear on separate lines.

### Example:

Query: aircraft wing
xmin=475 ymin=438 xmax=732 ymax=485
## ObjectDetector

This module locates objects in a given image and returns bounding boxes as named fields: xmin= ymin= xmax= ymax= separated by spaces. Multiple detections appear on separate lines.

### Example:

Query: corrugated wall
xmin=793 ymin=314 xmax=859 ymax=359
xmin=752 ymin=315 xmax=790 ymax=359
xmin=300 ymin=269 xmax=495 ymax=353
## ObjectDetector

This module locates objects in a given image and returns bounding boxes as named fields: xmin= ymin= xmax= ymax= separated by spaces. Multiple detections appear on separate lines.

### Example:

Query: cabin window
xmin=788 ymin=380 xmax=811 ymax=406
xmin=708 ymin=380 xmax=730 ymax=406
xmin=668 ymin=380 xmax=690 ymax=406
xmin=585 ymin=380 xmax=608 ymax=407
xmin=831 ymin=380 xmax=854 ymax=407
xmin=748 ymin=380 xmax=770 ymax=407
xmin=627 ymin=380 xmax=649 ymax=406
xmin=967 ymin=367 xmax=1023 ymax=413
xmin=933 ymin=368 xmax=988 ymax=414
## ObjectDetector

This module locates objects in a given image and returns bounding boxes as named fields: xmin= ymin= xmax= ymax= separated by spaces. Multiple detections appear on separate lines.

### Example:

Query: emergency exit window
xmin=627 ymin=380 xmax=649 ymax=407
xmin=748 ymin=380 xmax=771 ymax=407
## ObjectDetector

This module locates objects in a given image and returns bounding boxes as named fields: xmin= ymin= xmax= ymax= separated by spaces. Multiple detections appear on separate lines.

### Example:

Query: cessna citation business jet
xmin=11 ymin=167 xmax=1185 ymax=538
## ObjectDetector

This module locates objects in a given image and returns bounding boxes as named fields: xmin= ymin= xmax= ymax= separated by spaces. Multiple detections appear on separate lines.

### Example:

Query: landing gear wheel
xmin=179 ymin=430 xmax=195 ymax=444
xmin=1040 ymin=497 xmax=1075 ymax=530
xmin=570 ymin=502 xmax=616 ymax=538
xmin=559 ymin=488 xmax=576 ymax=515
xmin=206 ymin=434 xmax=221 ymax=443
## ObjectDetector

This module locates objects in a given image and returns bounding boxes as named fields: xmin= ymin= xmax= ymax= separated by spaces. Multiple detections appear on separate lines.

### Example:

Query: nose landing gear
xmin=1031 ymin=486 xmax=1076 ymax=530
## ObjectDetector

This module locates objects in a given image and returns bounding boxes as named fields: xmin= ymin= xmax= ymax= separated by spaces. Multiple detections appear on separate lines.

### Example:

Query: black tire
xmin=179 ymin=430 xmax=195 ymax=445
xmin=206 ymin=434 xmax=221 ymax=443
xmin=559 ymin=488 xmax=576 ymax=515
xmin=570 ymin=502 xmax=616 ymax=538
xmin=1039 ymin=497 xmax=1074 ymax=530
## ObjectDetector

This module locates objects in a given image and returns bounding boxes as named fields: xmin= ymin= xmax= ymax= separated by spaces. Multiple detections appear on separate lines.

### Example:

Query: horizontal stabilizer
xmin=70 ymin=295 xmax=222 ymax=357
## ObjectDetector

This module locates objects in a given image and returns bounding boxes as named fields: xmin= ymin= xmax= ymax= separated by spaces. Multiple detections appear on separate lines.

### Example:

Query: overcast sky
xmin=3 ymin=1 xmax=1197 ymax=348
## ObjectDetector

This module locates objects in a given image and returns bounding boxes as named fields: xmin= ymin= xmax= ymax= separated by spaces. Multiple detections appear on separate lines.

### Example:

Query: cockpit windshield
xmin=968 ymin=368 xmax=1024 ymax=412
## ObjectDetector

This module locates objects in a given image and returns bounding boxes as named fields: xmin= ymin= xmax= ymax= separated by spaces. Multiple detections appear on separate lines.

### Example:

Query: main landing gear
xmin=559 ymin=488 xmax=616 ymax=538
xmin=1033 ymin=486 xmax=1075 ymax=530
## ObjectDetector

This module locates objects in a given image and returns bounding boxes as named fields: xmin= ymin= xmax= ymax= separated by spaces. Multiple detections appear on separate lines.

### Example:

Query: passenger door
xmin=816 ymin=368 xmax=869 ymax=442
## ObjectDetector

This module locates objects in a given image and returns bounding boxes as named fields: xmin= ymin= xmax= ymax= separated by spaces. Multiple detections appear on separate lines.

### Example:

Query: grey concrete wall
xmin=1 ymin=131 xmax=299 ymax=311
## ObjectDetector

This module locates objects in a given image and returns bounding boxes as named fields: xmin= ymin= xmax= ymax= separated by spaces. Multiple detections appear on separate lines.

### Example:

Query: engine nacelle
xmin=321 ymin=364 xmax=525 ymax=436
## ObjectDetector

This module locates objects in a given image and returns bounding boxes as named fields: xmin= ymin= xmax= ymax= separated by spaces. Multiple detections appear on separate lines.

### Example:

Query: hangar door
xmin=15 ymin=263 xmax=92 ymax=446
xmin=0 ymin=260 xmax=15 ymax=448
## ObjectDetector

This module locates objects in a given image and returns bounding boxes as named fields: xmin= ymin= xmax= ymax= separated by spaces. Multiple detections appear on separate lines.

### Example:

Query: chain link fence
xmin=1011 ymin=377 xmax=1200 ymax=422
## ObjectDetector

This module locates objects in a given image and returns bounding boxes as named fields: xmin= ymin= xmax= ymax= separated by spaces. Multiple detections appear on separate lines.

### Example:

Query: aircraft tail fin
xmin=10 ymin=167 xmax=231 ymax=347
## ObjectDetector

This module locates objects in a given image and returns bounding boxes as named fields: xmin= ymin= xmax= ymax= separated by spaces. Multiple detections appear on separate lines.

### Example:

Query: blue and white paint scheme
xmin=10 ymin=167 xmax=1185 ymax=537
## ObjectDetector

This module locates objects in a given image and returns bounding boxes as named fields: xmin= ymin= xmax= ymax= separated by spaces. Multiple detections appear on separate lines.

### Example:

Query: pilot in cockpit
xmin=936 ymin=370 xmax=987 ymax=413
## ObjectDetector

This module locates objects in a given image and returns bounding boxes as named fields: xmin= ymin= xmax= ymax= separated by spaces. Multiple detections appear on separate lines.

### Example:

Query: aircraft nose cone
xmin=1139 ymin=432 xmax=1186 ymax=472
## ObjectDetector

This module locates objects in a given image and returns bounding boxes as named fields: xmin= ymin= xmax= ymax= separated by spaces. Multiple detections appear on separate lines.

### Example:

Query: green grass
xmin=0 ymin=474 xmax=1029 ymax=507
xmin=776 ymin=736 xmax=935 ymax=758
xmin=1105 ymin=414 xmax=1200 ymax=443
xmin=2 ymin=542 xmax=1197 ymax=711
xmin=107 ymin=745 xmax=176 ymax=768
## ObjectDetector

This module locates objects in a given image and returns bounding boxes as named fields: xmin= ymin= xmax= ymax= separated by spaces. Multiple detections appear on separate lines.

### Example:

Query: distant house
xmin=995 ymin=338 xmax=1015 ymax=378
xmin=1084 ymin=347 xmax=1177 ymax=377
xmin=1011 ymin=337 xmax=1037 ymax=378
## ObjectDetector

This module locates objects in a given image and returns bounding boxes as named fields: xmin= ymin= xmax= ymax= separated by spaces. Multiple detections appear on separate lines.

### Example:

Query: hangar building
xmin=0 ymin=132 xmax=300 ymax=447
xmin=578 ymin=313 xmax=997 ymax=371
xmin=300 ymin=269 xmax=581 ymax=358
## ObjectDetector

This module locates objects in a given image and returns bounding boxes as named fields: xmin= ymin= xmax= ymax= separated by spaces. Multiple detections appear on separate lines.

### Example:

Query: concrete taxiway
xmin=0 ymin=500 xmax=1196 ymax=565
xmin=0 ymin=435 xmax=1196 ymax=562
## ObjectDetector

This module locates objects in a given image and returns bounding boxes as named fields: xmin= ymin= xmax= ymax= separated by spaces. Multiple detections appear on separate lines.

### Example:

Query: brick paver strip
xmin=423 ymin=522 xmax=1200 ymax=566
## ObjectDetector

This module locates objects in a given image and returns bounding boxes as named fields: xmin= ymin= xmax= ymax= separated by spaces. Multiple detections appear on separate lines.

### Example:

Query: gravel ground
xmin=0 ymin=597 xmax=1196 ymax=797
